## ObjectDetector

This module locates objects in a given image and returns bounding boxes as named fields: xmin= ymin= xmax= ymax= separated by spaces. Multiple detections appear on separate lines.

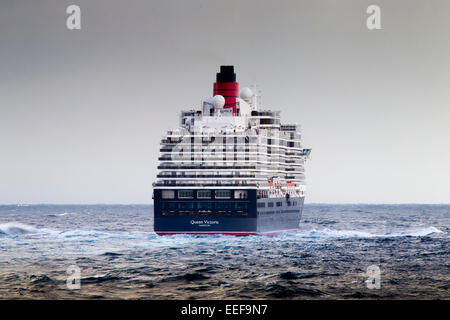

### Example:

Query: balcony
xmin=157 ymin=165 xmax=257 ymax=170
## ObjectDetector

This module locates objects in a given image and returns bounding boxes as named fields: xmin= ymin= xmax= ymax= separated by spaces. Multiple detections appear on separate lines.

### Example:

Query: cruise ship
xmin=153 ymin=66 xmax=311 ymax=235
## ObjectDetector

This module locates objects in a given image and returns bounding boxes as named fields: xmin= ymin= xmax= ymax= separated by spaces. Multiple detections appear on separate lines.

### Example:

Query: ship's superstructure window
xmin=198 ymin=202 xmax=213 ymax=214
xmin=178 ymin=190 xmax=193 ymax=199
xmin=162 ymin=190 xmax=175 ymax=199
xmin=276 ymin=201 xmax=282 ymax=207
xmin=234 ymin=190 xmax=248 ymax=199
xmin=215 ymin=202 xmax=232 ymax=210
xmin=197 ymin=202 xmax=213 ymax=210
xmin=268 ymin=202 xmax=274 ymax=208
xmin=197 ymin=190 xmax=212 ymax=199
xmin=215 ymin=190 xmax=231 ymax=199
xmin=178 ymin=202 xmax=194 ymax=210
xmin=235 ymin=203 xmax=248 ymax=210
xmin=257 ymin=203 xmax=265 ymax=208
xmin=161 ymin=202 xmax=176 ymax=210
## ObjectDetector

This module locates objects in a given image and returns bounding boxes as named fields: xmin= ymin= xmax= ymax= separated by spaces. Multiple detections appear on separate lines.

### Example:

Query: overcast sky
xmin=1 ymin=0 xmax=449 ymax=204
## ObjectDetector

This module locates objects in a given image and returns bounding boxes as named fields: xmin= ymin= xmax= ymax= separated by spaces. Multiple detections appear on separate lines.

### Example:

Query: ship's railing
xmin=156 ymin=174 xmax=256 ymax=179
xmin=157 ymin=165 xmax=257 ymax=170
xmin=280 ymin=124 xmax=297 ymax=131
xmin=160 ymin=149 xmax=302 ymax=156
xmin=160 ymin=142 xmax=304 ymax=151
xmin=285 ymin=168 xmax=305 ymax=173
xmin=158 ymin=152 xmax=305 ymax=160
xmin=158 ymin=159 xmax=304 ymax=167
xmin=158 ymin=156 xmax=259 ymax=162
xmin=157 ymin=170 xmax=304 ymax=177
xmin=161 ymin=139 xmax=183 ymax=145
xmin=154 ymin=181 xmax=258 ymax=187
xmin=250 ymin=110 xmax=281 ymax=117
xmin=160 ymin=147 xmax=261 ymax=152
xmin=163 ymin=140 xmax=303 ymax=148
xmin=162 ymin=130 xmax=261 ymax=139
xmin=162 ymin=131 xmax=304 ymax=141
xmin=163 ymin=127 xmax=301 ymax=137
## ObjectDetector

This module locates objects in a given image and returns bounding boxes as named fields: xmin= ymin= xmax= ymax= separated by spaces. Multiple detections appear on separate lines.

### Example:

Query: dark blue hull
xmin=153 ymin=189 xmax=304 ymax=235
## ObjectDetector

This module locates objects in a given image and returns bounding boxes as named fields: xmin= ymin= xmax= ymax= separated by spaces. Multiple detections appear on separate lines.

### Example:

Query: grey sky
xmin=1 ymin=0 xmax=449 ymax=204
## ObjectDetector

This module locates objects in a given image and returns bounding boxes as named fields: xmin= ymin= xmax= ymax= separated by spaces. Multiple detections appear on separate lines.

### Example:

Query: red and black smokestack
xmin=213 ymin=65 xmax=239 ymax=115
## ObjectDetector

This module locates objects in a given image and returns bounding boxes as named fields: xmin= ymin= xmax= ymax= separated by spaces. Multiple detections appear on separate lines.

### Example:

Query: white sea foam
xmin=385 ymin=226 xmax=443 ymax=237
xmin=56 ymin=226 xmax=441 ymax=243
xmin=62 ymin=229 xmax=110 ymax=238
xmin=0 ymin=222 xmax=51 ymax=236
xmin=57 ymin=212 xmax=71 ymax=216
xmin=0 ymin=221 xmax=443 ymax=247
xmin=295 ymin=226 xmax=443 ymax=239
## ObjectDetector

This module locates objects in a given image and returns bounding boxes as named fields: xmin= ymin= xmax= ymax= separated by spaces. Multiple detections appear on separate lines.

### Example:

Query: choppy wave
xmin=0 ymin=222 xmax=443 ymax=241
xmin=57 ymin=212 xmax=72 ymax=217
xmin=58 ymin=229 xmax=111 ymax=239
xmin=0 ymin=204 xmax=448 ymax=299
xmin=385 ymin=226 xmax=443 ymax=237
xmin=0 ymin=222 xmax=51 ymax=236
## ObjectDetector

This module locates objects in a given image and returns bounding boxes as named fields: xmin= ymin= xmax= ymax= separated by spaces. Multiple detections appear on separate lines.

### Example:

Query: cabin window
xmin=276 ymin=201 xmax=282 ymax=207
xmin=215 ymin=202 xmax=232 ymax=209
xmin=161 ymin=202 xmax=176 ymax=210
xmin=178 ymin=190 xmax=193 ymax=199
xmin=178 ymin=202 xmax=194 ymax=210
xmin=215 ymin=190 xmax=231 ymax=199
xmin=235 ymin=202 xmax=248 ymax=210
xmin=260 ymin=118 xmax=274 ymax=125
xmin=161 ymin=202 xmax=176 ymax=216
xmin=197 ymin=202 xmax=213 ymax=210
xmin=268 ymin=202 xmax=274 ymax=208
xmin=197 ymin=190 xmax=211 ymax=199
xmin=257 ymin=203 xmax=265 ymax=208
xmin=234 ymin=190 xmax=247 ymax=199
xmin=162 ymin=190 xmax=175 ymax=199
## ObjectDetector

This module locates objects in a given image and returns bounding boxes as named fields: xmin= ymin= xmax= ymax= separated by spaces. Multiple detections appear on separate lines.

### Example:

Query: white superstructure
xmin=154 ymin=86 xmax=311 ymax=200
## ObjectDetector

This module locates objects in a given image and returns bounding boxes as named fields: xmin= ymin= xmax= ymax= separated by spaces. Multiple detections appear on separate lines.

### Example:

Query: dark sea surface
xmin=0 ymin=204 xmax=448 ymax=299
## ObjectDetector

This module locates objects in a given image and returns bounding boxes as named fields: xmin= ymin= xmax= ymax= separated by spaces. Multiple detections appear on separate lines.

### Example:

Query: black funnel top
xmin=216 ymin=65 xmax=236 ymax=83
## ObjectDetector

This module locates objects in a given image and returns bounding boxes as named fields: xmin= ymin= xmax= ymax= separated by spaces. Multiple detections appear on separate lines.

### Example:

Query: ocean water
xmin=0 ymin=204 xmax=448 ymax=299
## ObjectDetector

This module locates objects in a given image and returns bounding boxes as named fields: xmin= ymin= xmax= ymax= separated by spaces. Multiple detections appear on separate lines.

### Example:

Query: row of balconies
xmin=158 ymin=159 xmax=304 ymax=167
xmin=157 ymin=174 xmax=256 ymax=179
xmin=159 ymin=144 xmax=304 ymax=153
xmin=157 ymin=164 xmax=257 ymax=170
xmin=156 ymin=176 xmax=304 ymax=182
xmin=159 ymin=149 xmax=305 ymax=157
xmin=157 ymin=165 xmax=304 ymax=173
xmin=158 ymin=159 xmax=303 ymax=167
xmin=154 ymin=181 xmax=258 ymax=187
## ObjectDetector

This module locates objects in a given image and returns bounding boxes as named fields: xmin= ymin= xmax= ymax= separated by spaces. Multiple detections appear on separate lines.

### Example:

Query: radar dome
xmin=239 ymin=87 xmax=253 ymax=103
xmin=212 ymin=95 xmax=225 ymax=109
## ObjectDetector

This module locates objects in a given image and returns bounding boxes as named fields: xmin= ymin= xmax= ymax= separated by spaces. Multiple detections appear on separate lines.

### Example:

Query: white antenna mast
xmin=251 ymin=82 xmax=261 ymax=110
